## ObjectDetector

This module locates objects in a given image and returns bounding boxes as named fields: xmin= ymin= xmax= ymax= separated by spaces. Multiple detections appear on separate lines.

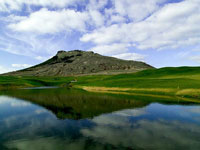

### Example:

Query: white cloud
xmin=87 ymin=0 xmax=108 ymax=11
xmin=91 ymin=43 xmax=131 ymax=55
xmin=81 ymin=0 xmax=200 ymax=50
xmin=88 ymin=10 xmax=105 ymax=27
xmin=177 ymin=46 xmax=200 ymax=63
xmin=86 ymin=0 xmax=108 ymax=27
xmin=0 ymin=64 xmax=31 ymax=74
xmin=189 ymin=56 xmax=200 ymax=63
xmin=8 ymin=8 xmax=89 ymax=34
xmin=1 ymin=0 xmax=200 ymax=65
xmin=81 ymin=24 xmax=129 ymax=45
xmin=109 ymin=15 xmax=126 ymax=24
xmin=112 ymin=0 xmax=166 ymax=22
xmin=0 ymin=31 xmax=63 ymax=59
xmin=113 ymin=53 xmax=145 ymax=61
xmin=0 ymin=15 xmax=27 ymax=22
xmin=12 ymin=64 xmax=32 ymax=68
xmin=35 ymin=56 xmax=48 ymax=61
xmin=0 ymin=0 xmax=82 ymax=12
xmin=0 ymin=65 xmax=13 ymax=74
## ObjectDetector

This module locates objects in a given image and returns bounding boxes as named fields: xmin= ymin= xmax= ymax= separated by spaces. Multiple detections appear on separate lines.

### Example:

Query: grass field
xmin=0 ymin=66 xmax=200 ymax=101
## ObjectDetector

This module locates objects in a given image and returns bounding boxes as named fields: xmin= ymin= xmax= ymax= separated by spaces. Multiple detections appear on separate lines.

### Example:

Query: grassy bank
xmin=0 ymin=76 xmax=73 ymax=90
xmin=73 ymin=67 xmax=200 ymax=99
xmin=0 ymin=66 xmax=200 ymax=101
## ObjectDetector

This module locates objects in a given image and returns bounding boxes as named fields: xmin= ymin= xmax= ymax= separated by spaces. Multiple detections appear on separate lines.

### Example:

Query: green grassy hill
xmin=129 ymin=66 xmax=200 ymax=78
xmin=0 ymin=66 xmax=200 ymax=101
xmin=74 ymin=66 xmax=200 ymax=88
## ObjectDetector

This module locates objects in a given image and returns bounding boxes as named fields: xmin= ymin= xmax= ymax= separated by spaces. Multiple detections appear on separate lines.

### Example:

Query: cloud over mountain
xmin=0 ymin=0 xmax=200 ymax=68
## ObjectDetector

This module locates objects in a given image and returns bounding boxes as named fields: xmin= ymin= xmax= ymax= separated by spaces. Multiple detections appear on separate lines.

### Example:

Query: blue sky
xmin=0 ymin=0 xmax=200 ymax=73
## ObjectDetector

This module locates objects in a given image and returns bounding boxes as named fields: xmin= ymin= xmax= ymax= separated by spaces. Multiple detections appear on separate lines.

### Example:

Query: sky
xmin=0 ymin=0 xmax=200 ymax=73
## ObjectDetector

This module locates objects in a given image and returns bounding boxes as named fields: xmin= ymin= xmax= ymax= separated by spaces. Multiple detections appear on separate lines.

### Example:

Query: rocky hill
xmin=5 ymin=50 xmax=154 ymax=76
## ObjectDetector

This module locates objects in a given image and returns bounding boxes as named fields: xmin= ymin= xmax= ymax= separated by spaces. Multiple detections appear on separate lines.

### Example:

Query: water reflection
xmin=0 ymin=89 xmax=200 ymax=150
xmin=0 ymin=88 xmax=150 ymax=119
xmin=82 ymin=105 xmax=200 ymax=150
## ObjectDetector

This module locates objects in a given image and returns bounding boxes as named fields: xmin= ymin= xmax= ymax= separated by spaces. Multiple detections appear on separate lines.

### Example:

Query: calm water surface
xmin=0 ymin=88 xmax=200 ymax=150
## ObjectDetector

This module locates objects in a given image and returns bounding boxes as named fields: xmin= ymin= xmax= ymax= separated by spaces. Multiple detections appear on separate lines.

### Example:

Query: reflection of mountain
xmin=1 ymin=88 xmax=149 ymax=120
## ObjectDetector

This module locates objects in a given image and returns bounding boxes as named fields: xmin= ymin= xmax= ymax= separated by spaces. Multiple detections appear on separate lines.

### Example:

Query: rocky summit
xmin=5 ymin=50 xmax=154 ymax=76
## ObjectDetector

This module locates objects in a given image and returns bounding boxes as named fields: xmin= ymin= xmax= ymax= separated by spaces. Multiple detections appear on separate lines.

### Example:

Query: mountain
xmin=5 ymin=50 xmax=153 ymax=76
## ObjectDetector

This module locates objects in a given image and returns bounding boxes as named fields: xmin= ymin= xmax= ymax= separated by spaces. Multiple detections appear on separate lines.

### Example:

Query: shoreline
xmin=75 ymin=86 xmax=200 ymax=103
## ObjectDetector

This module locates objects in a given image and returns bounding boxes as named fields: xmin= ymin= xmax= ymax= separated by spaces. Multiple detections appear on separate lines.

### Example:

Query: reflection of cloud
xmin=0 ymin=97 xmax=59 ymax=137
xmin=0 ymin=96 xmax=31 ymax=107
xmin=91 ymin=108 xmax=147 ymax=127
xmin=188 ymin=107 xmax=200 ymax=114
xmin=11 ymin=101 xmax=30 ymax=107
xmin=92 ymin=115 xmax=128 ymax=127
xmin=0 ymin=98 xmax=8 ymax=104
xmin=82 ymin=113 xmax=200 ymax=149
xmin=114 ymin=108 xmax=146 ymax=117
xmin=35 ymin=109 xmax=47 ymax=114
xmin=0 ymin=96 xmax=13 ymax=104
xmin=5 ymin=137 xmax=88 ymax=150
xmin=3 ymin=112 xmax=58 ymax=135
xmin=2 ymin=95 xmax=200 ymax=150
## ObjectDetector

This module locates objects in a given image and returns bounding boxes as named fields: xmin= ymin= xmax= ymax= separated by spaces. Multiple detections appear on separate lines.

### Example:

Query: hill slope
xmin=5 ymin=50 xmax=153 ymax=76
xmin=1 ymin=66 xmax=200 ymax=102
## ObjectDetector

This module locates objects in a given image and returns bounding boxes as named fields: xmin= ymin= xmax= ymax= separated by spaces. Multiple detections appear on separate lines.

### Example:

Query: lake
xmin=0 ymin=88 xmax=200 ymax=150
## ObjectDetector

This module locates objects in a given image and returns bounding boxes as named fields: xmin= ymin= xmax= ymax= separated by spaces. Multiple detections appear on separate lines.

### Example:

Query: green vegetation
xmin=0 ymin=76 xmax=74 ymax=90
xmin=1 ymin=66 xmax=200 ymax=102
